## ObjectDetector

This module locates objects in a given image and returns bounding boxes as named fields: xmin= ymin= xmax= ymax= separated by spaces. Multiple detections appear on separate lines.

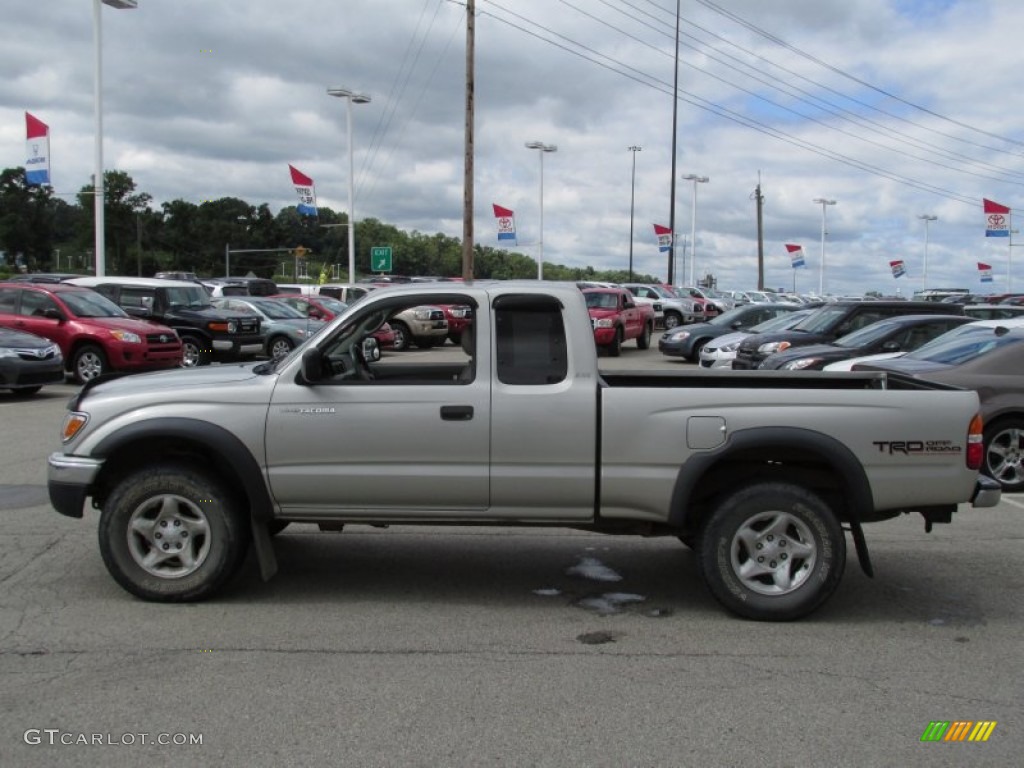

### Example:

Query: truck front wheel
xmin=697 ymin=482 xmax=845 ymax=621
xmin=98 ymin=464 xmax=250 ymax=602
xmin=607 ymin=328 xmax=623 ymax=357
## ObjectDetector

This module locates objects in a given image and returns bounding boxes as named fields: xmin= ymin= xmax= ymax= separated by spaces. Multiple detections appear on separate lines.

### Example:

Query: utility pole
xmin=754 ymin=175 xmax=765 ymax=290
xmin=667 ymin=0 xmax=681 ymax=285
xmin=462 ymin=0 xmax=475 ymax=283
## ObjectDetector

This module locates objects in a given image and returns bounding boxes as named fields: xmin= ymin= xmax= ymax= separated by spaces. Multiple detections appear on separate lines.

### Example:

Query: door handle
xmin=440 ymin=405 xmax=474 ymax=421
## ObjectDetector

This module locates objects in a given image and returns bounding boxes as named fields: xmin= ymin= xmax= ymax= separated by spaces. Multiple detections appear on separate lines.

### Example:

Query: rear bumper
xmin=971 ymin=474 xmax=1002 ymax=508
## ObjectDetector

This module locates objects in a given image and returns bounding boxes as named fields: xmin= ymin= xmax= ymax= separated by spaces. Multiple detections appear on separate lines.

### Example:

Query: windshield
xmin=585 ymin=292 xmax=619 ymax=309
xmin=647 ymin=285 xmax=674 ymax=299
xmin=904 ymin=326 xmax=1021 ymax=365
xmin=247 ymin=298 xmax=306 ymax=319
xmin=748 ymin=309 xmax=809 ymax=333
xmin=833 ymin=319 xmax=902 ymax=348
xmin=704 ymin=288 xmax=730 ymax=299
xmin=60 ymin=290 xmax=128 ymax=318
xmin=791 ymin=305 xmax=848 ymax=334
xmin=706 ymin=306 xmax=754 ymax=327
xmin=318 ymin=297 xmax=348 ymax=313
xmin=166 ymin=286 xmax=212 ymax=309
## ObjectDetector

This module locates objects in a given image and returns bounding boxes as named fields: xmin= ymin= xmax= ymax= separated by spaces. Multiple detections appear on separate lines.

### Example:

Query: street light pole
xmin=813 ymin=198 xmax=837 ymax=295
xmin=92 ymin=0 xmax=137 ymax=277
xmin=918 ymin=214 xmax=937 ymax=292
xmin=682 ymin=174 xmax=708 ymax=286
xmin=327 ymin=87 xmax=371 ymax=283
xmin=525 ymin=141 xmax=557 ymax=280
xmin=628 ymin=146 xmax=641 ymax=282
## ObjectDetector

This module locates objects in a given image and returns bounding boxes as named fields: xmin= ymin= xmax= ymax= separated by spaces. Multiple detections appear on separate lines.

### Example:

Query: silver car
xmin=214 ymin=297 xmax=325 ymax=359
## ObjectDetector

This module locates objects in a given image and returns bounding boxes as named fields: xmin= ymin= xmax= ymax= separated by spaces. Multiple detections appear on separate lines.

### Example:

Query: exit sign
xmin=370 ymin=246 xmax=393 ymax=272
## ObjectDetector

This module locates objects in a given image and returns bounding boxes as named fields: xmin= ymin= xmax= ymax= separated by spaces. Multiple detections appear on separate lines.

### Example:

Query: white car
xmin=699 ymin=308 xmax=816 ymax=368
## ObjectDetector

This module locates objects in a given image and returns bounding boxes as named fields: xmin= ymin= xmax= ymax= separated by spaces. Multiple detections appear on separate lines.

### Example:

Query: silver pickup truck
xmin=47 ymin=282 xmax=999 ymax=621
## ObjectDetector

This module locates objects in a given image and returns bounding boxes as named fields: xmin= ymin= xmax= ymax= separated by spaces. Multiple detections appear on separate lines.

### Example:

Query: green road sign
xmin=370 ymin=246 xmax=393 ymax=272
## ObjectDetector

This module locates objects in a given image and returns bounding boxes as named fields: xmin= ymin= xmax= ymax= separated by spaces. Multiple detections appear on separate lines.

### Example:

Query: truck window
xmin=494 ymin=297 xmax=568 ymax=385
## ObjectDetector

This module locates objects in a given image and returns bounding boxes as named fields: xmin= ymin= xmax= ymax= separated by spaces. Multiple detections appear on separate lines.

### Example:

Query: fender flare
xmin=92 ymin=417 xmax=274 ymax=524
xmin=669 ymin=425 xmax=875 ymax=529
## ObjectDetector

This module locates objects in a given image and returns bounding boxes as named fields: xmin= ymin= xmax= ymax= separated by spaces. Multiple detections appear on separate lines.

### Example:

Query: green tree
xmin=0 ymin=167 xmax=57 ymax=270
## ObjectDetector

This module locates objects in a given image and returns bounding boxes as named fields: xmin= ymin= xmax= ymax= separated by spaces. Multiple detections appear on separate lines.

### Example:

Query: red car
xmin=437 ymin=304 xmax=473 ymax=345
xmin=582 ymin=287 xmax=656 ymax=356
xmin=271 ymin=293 xmax=396 ymax=349
xmin=0 ymin=282 xmax=183 ymax=383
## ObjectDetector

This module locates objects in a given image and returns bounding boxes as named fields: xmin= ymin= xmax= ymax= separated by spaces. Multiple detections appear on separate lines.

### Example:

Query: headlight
xmin=758 ymin=341 xmax=791 ymax=355
xmin=781 ymin=358 xmax=821 ymax=370
xmin=414 ymin=309 xmax=432 ymax=320
xmin=110 ymin=330 xmax=141 ymax=343
xmin=48 ymin=344 xmax=62 ymax=359
xmin=594 ymin=318 xmax=614 ymax=328
xmin=0 ymin=348 xmax=17 ymax=359
xmin=228 ymin=321 xmax=237 ymax=333
xmin=670 ymin=331 xmax=691 ymax=341
xmin=719 ymin=341 xmax=740 ymax=353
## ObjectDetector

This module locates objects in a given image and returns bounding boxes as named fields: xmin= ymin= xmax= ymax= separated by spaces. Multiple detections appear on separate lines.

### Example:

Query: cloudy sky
xmin=2 ymin=0 xmax=1023 ymax=295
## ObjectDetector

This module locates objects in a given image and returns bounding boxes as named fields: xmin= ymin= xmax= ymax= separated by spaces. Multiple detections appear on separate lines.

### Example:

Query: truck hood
xmin=79 ymin=361 xmax=263 ymax=403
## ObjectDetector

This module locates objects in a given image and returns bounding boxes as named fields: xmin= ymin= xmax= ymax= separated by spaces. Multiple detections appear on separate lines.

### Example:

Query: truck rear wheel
xmin=663 ymin=312 xmax=682 ymax=330
xmin=697 ymin=482 xmax=845 ymax=621
xmin=98 ymin=464 xmax=250 ymax=602
xmin=983 ymin=417 xmax=1024 ymax=492
xmin=637 ymin=322 xmax=652 ymax=350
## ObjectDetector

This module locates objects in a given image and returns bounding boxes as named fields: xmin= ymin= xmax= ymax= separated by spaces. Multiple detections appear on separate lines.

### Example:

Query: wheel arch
xmin=669 ymin=426 xmax=874 ymax=534
xmin=90 ymin=418 xmax=274 ymax=525
xmin=66 ymin=338 xmax=108 ymax=371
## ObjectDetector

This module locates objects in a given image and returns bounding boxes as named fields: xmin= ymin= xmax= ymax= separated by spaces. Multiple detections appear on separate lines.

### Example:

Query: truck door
xmin=487 ymin=294 xmax=598 ymax=521
xmin=265 ymin=291 xmax=490 ymax=517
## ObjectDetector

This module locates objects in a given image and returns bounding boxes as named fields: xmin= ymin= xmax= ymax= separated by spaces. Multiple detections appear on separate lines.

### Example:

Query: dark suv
xmin=68 ymin=277 xmax=263 ymax=367
xmin=732 ymin=300 xmax=965 ymax=370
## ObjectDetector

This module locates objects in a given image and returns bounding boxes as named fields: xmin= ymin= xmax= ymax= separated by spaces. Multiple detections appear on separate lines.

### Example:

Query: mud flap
xmin=844 ymin=520 xmax=874 ymax=578
xmin=251 ymin=520 xmax=278 ymax=581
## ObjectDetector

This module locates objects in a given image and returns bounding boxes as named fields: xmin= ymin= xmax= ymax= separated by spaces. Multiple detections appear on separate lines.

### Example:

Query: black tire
xmin=608 ymin=328 xmax=623 ymax=357
xmin=72 ymin=344 xmax=108 ymax=384
xmin=983 ymin=417 xmax=1024 ymax=492
xmin=637 ymin=322 xmax=652 ymax=350
xmin=98 ymin=464 xmax=250 ymax=602
xmin=267 ymin=520 xmax=290 ymax=536
xmin=697 ymin=482 xmax=846 ymax=621
xmin=179 ymin=335 xmax=211 ymax=367
xmin=663 ymin=311 xmax=682 ymax=330
xmin=687 ymin=337 xmax=710 ymax=362
xmin=268 ymin=335 xmax=295 ymax=360
xmin=390 ymin=321 xmax=411 ymax=351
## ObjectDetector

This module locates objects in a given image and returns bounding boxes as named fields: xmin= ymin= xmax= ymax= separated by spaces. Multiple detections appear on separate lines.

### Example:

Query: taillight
xmin=966 ymin=413 xmax=984 ymax=470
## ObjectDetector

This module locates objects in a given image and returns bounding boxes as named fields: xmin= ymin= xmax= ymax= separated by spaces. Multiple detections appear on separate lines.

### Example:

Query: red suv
xmin=0 ymin=282 xmax=183 ymax=383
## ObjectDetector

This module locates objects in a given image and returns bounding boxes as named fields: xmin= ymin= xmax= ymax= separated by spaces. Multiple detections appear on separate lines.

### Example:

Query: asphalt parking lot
xmin=1 ymin=338 xmax=1021 ymax=767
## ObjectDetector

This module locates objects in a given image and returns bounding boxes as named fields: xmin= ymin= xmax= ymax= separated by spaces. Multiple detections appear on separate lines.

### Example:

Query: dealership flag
xmin=288 ymin=165 xmax=317 ymax=216
xmin=786 ymin=243 xmax=805 ymax=268
xmin=889 ymin=259 xmax=906 ymax=278
xmin=493 ymin=204 xmax=517 ymax=242
xmin=984 ymin=198 xmax=1011 ymax=237
xmin=25 ymin=112 xmax=50 ymax=186
xmin=653 ymin=224 xmax=672 ymax=253
xmin=978 ymin=262 xmax=994 ymax=283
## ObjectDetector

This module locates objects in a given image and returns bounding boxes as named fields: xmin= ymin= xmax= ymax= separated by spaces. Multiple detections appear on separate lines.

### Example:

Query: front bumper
xmin=47 ymin=453 xmax=104 ymax=518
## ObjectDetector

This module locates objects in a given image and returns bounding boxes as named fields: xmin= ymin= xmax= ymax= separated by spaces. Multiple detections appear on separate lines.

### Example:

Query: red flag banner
xmin=984 ymin=198 xmax=1010 ymax=237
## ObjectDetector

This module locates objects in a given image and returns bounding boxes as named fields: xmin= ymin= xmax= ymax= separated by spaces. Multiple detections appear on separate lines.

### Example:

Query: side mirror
xmin=43 ymin=308 xmax=65 ymax=322
xmin=299 ymin=347 xmax=325 ymax=384
xmin=623 ymin=299 xmax=635 ymax=309
xmin=881 ymin=340 xmax=901 ymax=352
xmin=361 ymin=336 xmax=381 ymax=363
xmin=309 ymin=309 xmax=324 ymax=319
